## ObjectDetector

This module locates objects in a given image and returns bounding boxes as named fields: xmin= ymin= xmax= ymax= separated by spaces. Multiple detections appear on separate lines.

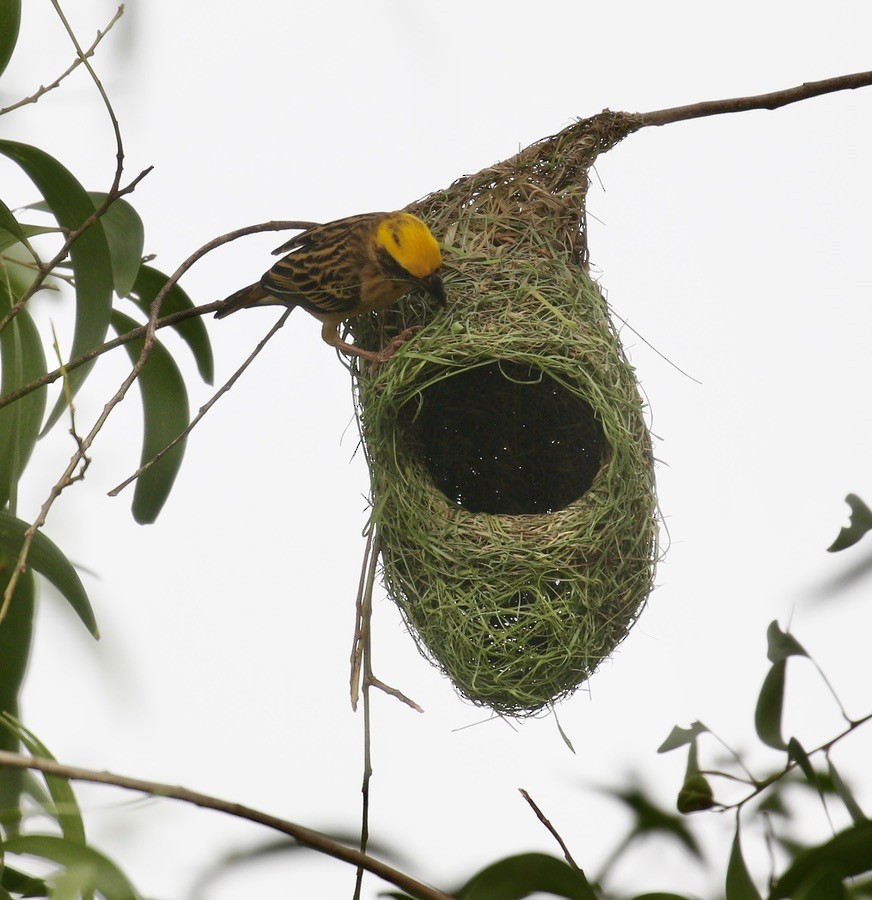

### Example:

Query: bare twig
xmin=0 ymin=750 xmax=452 ymax=900
xmin=518 ymin=788 xmax=582 ymax=871
xmin=0 ymin=221 xmax=321 ymax=410
xmin=107 ymin=308 xmax=293 ymax=497
xmin=0 ymin=6 xmax=125 ymax=116
xmin=637 ymin=70 xmax=872 ymax=127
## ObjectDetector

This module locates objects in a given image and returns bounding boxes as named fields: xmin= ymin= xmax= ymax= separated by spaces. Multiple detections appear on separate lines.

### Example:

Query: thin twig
xmin=637 ymin=70 xmax=872 ymax=127
xmin=107 ymin=309 xmax=293 ymax=497
xmin=518 ymin=788 xmax=582 ymax=871
xmin=0 ymin=221 xmax=321 ymax=409
xmin=0 ymin=6 xmax=125 ymax=116
xmin=0 ymin=751 xmax=452 ymax=900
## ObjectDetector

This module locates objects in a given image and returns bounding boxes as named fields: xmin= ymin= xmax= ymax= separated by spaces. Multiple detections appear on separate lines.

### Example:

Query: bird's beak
xmin=420 ymin=272 xmax=446 ymax=306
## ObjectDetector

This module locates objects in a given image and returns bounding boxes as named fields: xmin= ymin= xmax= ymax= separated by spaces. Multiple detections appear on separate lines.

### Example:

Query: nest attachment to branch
xmin=350 ymin=111 xmax=657 ymax=715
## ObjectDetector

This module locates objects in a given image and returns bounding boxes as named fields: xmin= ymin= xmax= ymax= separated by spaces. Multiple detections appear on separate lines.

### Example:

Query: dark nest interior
xmin=403 ymin=360 xmax=606 ymax=515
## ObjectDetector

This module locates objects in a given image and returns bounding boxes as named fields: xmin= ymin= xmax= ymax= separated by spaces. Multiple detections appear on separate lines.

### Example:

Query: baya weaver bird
xmin=215 ymin=211 xmax=445 ymax=364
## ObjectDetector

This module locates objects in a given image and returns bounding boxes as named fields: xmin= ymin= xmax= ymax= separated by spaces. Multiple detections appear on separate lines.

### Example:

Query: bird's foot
xmin=368 ymin=326 xmax=421 ymax=366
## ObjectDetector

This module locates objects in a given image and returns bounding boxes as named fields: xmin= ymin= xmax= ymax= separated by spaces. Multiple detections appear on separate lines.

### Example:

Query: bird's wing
xmin=261 ymin=215 xmax=380 ymax=315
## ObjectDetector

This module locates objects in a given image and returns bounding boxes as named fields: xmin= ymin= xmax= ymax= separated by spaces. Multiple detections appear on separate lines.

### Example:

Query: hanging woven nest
xmin=349 ymin=111 xmax=657 ymax=716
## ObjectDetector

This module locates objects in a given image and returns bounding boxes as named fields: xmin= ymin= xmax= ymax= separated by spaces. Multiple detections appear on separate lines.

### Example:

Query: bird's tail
xmin=214 ymin=283 xmax=292 ymax=319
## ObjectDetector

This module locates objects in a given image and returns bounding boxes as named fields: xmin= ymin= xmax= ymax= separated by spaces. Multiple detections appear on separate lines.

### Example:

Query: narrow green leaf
xmin=828 ymin=495 xmax=872 ymax=552
xmin=457 ymin=853 xmax=596 ymax=900
xmin=0 ymin=566 xmax=33 ymax=834
xmin=771 ymin=821 xmax=872 ymax=898
xmin=658 ymin=721 xmax=709 ymax=753
xmin=0 ymin=510 xmax=98 ymax=637
xmin=726 ymin=829 xmax=763 ymax=900
xmin=766 ymin=621 xmax=808 ymax=663
xmin=0 ymin=141 xmax=114 ymax=435
xmin=0 ymin=283 xmax=48 ymax=509
xmin=110 ymin=311 xmax=190 ymax=524
xmin=675 ymin=741 xmax=715 ymax=814
xmin=0 ymin=834 xmax=140 ymax=899
xmin=829 ymin=760 xmax=867 ymax=825
xmin=755 ymin=661 xmax=787 ymax=750
xmin=0 ymin=222 xmax=56 ymax=253
xmin=0 ymin=714 xmax=86 ymax=844
xmin=129 ymin=264 xmax=214 ymax=383
xmin=87 ymin=193 xmax=143 ymax=297
xmin=0 ymin=0 xmax=21 ymax=79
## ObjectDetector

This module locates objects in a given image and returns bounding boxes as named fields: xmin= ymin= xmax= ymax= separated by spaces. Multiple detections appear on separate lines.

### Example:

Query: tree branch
xmin=637 ymin=70 xmax=872 ymax=128
xmin=0 ymin=750 xmax=452 ymax=900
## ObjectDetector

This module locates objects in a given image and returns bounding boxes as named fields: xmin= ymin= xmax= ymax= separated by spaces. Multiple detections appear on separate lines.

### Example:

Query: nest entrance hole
xmin=408 ymin=361 xmax=607 ymax=515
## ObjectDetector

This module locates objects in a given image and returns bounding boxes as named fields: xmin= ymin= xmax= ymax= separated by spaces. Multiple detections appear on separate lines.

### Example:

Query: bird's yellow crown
xmin=375 ymin=213 xmax=442 ymax=279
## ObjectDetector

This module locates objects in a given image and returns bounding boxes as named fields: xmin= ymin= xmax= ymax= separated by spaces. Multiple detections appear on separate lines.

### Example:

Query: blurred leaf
xmin=0 ymin=714 xmax=86 ymax=844
xmin=609 ymin=788 xmax=703 ymax=855
xmin=0 ymin=510 xmax=98 ymax=637
xmin=0 ymin=565 xmax=33 ymax=834
xmin=456 ymin=853 xmax=596 ymax=900
xmin=755 ymin=660 xmax=787 ymax=750
xmin=846 ymin=875 xmax=872 ymax=897
xmin=0 ymin=863 xmax=47 ymax=898
xmin=129 ymin=264 xmax=214 ymax=383
xmin=771 ymin=821 xmax=872 ymax=898
xmin=658 ymin=721 xmax=709 ymax=753
xmin=766 ymin=621 xmax=808 ymax=663
xmin=828 ymin=495 xmax=872 ymax=552
xmin=0 ymin=0 xmax=21 ymax=79
xmin=788 ymin=738 xmax=816 ymax=786
xmin=726 ymin=830 xmax=763 ymax=900
xmin=0 ymin=834 xmax=140 ymax=899
xmin=110 ymin=310 xmax=190 ymax=524
xmin=829 ymin=760 xmax=867 ymax=825
xmin=677 ymin=773 xmax=715 ymax=815
xmin=0 ymin=282 xmax=47 ymax=509
xmin=631 ymin=895 xmax=696 ymax=900
xmin=0 ymin=141 xmax=114 ymax=435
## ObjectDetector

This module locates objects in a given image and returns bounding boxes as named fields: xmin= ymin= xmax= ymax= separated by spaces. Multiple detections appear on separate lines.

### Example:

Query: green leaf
xmin=609 ymin=788 xmax=703 ymax=854
xmin=0 ymin=714 xmax=86 ymax=845
xmin=766 ymin=621 xmax=808 ymax=663
xmin=829 ymin=760 xmax=867 ymax=825
xmin=0 ymin=510 xmax=98 ymax=637
xmin=755 ymin=661 xmax=787 ymax=750
xmin=0 ymin=141 xmax=114 ymax=435
xmin=788 ymin=738 xmax=817 ymax=785
xmin=828 ymin=495 xmax=872 ymax=552
xmin=0 ymin=222 xmax=56 ymax=254
xmin=771 ymin=821 xmax=872 ymax=898
xmin=129 ymin=264 xmax=214 ymax=383
xmin=87 ymin=193 xmax=143 ymax=298
xmin=110 ymin=310 xmax=190 ymax=524
xmin=0 ymin=283 xmax=48 ymax=509
xmin=0 ymin=566 xmax=33 ymax=834
xmin=0 ymin=0 xmax=21 ymax=79
xmin=658 ymin=721 xmax=709 ymax=753
xmin=457 ymin=853 xmax=596 ymax=900
xmin=726 ymin=829 xmax=763 ymax=900
xmin=0 ymin=834 xmax=140 ymax=899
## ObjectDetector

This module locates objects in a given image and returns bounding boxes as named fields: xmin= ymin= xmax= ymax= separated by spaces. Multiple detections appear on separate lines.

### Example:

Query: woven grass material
xmin=349 ymin=111 xmax=656 ymax=715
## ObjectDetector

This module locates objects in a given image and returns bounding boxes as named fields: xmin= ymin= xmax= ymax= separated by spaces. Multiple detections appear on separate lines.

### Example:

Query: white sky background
xmin=3 ymin=1 xmax=872 ymax=897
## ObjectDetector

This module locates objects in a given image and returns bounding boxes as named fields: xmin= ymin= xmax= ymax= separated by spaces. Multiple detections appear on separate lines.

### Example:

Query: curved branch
xmin=0 ymin=750 xmax=452 ymax=900
xmin=637 ymin=70 xmax=872 ymax=127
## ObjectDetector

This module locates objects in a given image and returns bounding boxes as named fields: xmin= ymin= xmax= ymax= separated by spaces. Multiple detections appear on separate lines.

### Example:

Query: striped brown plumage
xmin=216 ymin=212 xmax=445 ymax=364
